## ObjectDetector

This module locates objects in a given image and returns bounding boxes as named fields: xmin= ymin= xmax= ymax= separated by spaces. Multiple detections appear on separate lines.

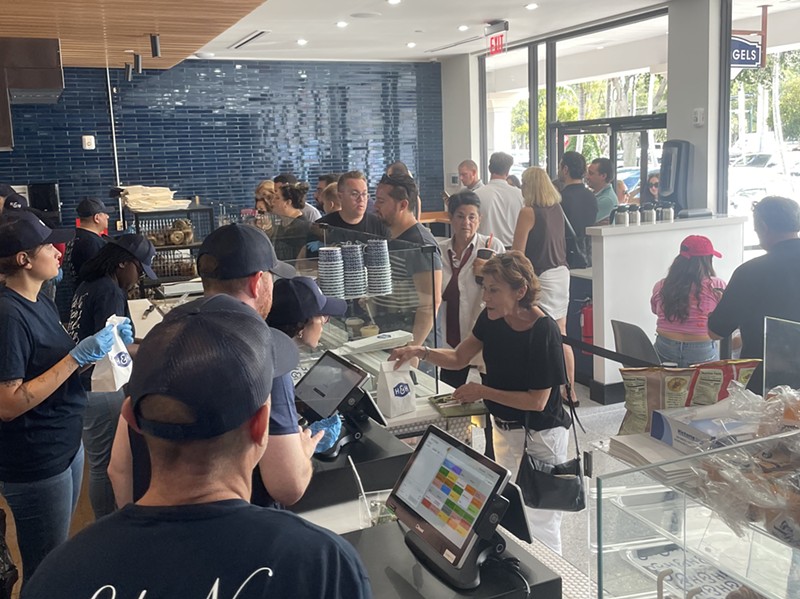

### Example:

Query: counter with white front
xmin=585 ymin=216 xmax=747 ymax=401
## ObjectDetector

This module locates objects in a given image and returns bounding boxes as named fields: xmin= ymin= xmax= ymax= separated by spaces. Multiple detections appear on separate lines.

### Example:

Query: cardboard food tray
xmin=428 ymin=394 xmax=488 ymax=418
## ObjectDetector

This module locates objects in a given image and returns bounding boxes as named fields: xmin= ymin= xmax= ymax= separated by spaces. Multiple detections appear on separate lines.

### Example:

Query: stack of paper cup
xmin=317 ymin=247 xmax=345 ymax=298
xmin=366 ymin=239 xmax=392 ymax=296
xmin=341 ymin=244 xmax=367 ymax=298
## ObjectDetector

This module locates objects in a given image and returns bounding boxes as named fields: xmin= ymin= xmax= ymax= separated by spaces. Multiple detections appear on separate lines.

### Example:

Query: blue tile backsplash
xmin=0 ymin=59 xmax=443 ymax=223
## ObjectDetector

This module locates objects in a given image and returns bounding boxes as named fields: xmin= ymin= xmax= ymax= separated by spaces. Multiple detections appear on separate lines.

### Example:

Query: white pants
xmin=537 ymin=265 xmax=570 ymax=320
xmin=492 ymin=420 xmax=569 ymax=553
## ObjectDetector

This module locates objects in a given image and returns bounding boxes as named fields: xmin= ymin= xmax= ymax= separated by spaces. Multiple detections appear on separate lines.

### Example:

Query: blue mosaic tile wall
xmin=0 ymin=59 xmax=443 ymax=223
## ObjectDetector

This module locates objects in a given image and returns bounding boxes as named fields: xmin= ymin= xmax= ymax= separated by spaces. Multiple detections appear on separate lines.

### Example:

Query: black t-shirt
xmin=67 ymin=276 xmax=133 ymax=389
xmin=708 ymin=238 xmax=800 ymax=392
xmin=66 ymin=228 xmax=106 ymax=281
xmin=24 ymin=500 xmax=372 ymax=599
xmin=317 ymin=211 xmax=389 ymax=238
xmin=560 ymin=183 xmax=598 ymax=238
xmin=472 ymin=309 xmax=570 ymax=430
xmin=0 ymin=288 xmax=85 ymax=482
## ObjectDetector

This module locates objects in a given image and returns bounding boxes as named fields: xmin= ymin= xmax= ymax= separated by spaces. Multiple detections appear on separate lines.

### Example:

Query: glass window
xmin=485 ymin=46 xmax=530 ymax=177
xmin=728 ymin=2 xmax=800 ymax=258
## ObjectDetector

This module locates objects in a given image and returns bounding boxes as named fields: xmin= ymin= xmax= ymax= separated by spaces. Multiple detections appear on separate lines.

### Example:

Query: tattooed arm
xmin=0 ymin=354 xmax=80 ymax=421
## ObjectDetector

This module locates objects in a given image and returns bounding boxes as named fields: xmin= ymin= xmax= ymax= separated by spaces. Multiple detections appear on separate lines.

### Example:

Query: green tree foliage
xmin=731 ymin=49 xmax=800 ymax=142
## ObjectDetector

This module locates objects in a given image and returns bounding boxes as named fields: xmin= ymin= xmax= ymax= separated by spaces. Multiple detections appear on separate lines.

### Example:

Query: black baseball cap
xmin=77 ymin=198 xmax=113 ymax=217
xmin=197 ymin=223 xmax=296 ymax=280
xmin=0 ymin=210 xmax=74 ymax=257
xmin=267 ymin=276 xmax=347 ymax=326
xmin=129 ymin=295 xmax=280 ymax=441
xmin=1 ymin=192 xmax=28 ymax=211
xmin=108 ymin=234 xmax=157 ymax=279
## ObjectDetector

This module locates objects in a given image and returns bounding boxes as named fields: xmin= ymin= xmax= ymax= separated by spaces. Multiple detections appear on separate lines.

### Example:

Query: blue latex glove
xmin=69 ymin=324 xmax=116 ymax=367
xmin=53 ymin=267 xmax=63 ymax=285
xmin=309 ymin=414 xmax=342 ymax=453
xmin=306 ymin=240 xmax=322 ymax=253
xmin=116 ymin=318 xmax=134 ymax=345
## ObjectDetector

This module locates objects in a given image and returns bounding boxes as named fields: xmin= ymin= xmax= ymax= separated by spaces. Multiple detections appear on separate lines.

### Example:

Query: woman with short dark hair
xmin=437 ymin=191 xmax=503 ymax=388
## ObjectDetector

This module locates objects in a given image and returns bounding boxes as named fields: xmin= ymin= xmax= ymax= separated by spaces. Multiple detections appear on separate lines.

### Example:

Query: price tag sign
xmin=488 ymin=33 xmax=506 ymax=56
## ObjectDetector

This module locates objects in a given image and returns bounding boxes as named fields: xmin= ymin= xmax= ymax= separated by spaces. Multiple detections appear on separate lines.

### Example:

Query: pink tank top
xmin=651 ymin=276 xmax=727 ymax=335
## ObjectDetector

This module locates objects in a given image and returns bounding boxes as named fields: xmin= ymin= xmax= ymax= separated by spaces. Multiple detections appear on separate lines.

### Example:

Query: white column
xmin=667 ymin=0 xmax=723 ymax=212
xmin=441 ymin=55 xmax=481 ymax=195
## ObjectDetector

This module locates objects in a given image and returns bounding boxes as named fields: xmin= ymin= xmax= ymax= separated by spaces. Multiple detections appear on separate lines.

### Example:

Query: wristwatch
xmin=422 ymin=345 xmax=431 ymax=360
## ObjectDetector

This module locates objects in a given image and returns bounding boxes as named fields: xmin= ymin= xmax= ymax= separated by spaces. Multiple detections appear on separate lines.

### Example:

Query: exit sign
xmin=488 ymin=33 xmax=506 ymax=56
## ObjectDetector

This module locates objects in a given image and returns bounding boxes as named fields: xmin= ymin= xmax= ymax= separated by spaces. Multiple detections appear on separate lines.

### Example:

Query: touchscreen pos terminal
xmin=386 ymin=426 xmax=512 ymax=589
xmin=294 ymin=351 xmax=385 ymax=459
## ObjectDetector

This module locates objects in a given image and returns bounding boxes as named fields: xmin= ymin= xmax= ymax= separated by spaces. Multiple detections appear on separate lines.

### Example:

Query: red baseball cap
xmin=680 ymin=235 xmax=722 ymax=259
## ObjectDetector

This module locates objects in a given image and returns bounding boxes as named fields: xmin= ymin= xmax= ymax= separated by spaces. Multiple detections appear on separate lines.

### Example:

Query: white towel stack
xmin=120 ymin=186 xmax=191 ymax=211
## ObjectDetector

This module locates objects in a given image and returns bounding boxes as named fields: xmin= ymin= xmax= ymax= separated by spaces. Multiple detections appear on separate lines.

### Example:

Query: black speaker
xmin=658 ymin=139 xmax=693 ymax=213
xmin=27 ymin=183 xmax=61 ymax=223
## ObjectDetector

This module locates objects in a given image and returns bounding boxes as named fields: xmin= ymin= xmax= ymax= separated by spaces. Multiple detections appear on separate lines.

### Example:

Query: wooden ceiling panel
xmin=0 ymin=0 xmax=265 ymax=68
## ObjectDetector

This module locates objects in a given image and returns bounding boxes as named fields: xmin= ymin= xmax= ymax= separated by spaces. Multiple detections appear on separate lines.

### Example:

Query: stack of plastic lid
xmin=366 ymin=239 xmax=393 ymax=296
xmin=317 ymin=247 xmax=345 ymax=298
xmin=342 ymin=244 xmax=367 ymax=298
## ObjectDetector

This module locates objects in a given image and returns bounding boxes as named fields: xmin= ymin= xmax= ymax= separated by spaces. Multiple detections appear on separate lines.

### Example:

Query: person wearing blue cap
xmin=24 ymin=295 xmax=371 ymax=599
xmin=66 ymin=234 xmax=157 ymax=519
xmin=0 ymin=211 xmax=133 ymax=586
xmin=267 ymin=276 xmax=348 ymax=451
xmin=107 ymin=223 xmax=332 ymax=509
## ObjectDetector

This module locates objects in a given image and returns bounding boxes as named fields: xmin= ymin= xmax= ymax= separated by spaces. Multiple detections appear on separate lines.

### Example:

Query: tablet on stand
xmin=386 ymin=426 xmax=512 ymax=590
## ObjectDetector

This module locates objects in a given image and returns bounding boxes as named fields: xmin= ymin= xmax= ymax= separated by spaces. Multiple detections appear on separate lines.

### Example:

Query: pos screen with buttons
xmin=387 ymin=426 xmax=510 ymax=568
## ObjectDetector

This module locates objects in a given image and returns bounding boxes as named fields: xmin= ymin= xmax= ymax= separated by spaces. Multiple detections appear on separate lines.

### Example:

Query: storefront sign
xmin=488 ymin=33 xmax=506 ymax=56
xmin=731 ymin=36 xmax=762 ymax=68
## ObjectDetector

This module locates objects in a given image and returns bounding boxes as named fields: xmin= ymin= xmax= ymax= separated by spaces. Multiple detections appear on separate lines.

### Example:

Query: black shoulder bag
xmin=559 ymin=204 xmax=588 ymax=270
xmin=515 ymin=322 xmax=586 ymax=512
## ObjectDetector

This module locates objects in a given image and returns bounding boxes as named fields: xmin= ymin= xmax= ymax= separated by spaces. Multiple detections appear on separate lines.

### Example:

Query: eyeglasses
xmin=348 ymin=191 xmax=369 ymax=200
xmin=648 ymin=182 xmax=659 ymax=189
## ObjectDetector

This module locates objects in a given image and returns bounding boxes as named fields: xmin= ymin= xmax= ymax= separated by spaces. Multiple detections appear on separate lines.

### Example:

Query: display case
xmin=593 ymin=429 xmax=800 ymax=599
xmin=125 ymin=205 xmax=214 ymax=283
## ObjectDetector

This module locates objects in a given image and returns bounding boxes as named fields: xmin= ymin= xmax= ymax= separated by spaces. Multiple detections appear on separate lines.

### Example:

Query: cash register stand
xmin=403 ymin=493 xmax=509 ymax=590
xmin=343 ymin=522 xmax=562 ymax=599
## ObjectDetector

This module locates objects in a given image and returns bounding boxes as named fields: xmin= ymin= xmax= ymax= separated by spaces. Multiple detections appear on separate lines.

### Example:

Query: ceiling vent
xmin=227 ymin=30 xmax=271 ymax=50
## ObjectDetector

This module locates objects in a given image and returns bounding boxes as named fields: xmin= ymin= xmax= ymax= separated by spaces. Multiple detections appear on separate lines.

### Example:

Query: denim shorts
xmin=654 ymin=335 xmax=718 ymax=368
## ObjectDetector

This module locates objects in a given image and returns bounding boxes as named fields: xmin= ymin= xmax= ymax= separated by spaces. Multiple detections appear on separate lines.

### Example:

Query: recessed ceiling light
xmin=336 ymin=21 xmax=348 ymax=28
xmin=597 ymin=45 xmax=605 ymax=49
xmin=458 ymin=25 xmax=469 ymax=32
xmin=525 ymin=3 xmax=539 ymax=9
xmin=387 ymin=0 xmax=402 ymax=4
xmin=406 ymin=42 xmax=416 ymax=48
xmin=297 ymin=39 xmax=308 ymax=46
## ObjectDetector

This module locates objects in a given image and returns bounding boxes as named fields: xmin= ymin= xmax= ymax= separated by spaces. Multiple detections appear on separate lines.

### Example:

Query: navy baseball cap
xmin=129 ymin=295 xmax=283 ymax=441
xmin=267 ymin=276 xmax=347 ymax=326
xmin=166 ymin=294 xmax=299 ymax=380
xmin=1 ymin=191 xmax=28 ymax=210
xmin=197 ymin=223 xmax=296 ymax=280
xmin=77 ymin=198 xmax=113 ymax=217
xmin=0 ymin=210 xmax=74 ymax=257
xmin=108 ymin=233 xmax=157 ymax=279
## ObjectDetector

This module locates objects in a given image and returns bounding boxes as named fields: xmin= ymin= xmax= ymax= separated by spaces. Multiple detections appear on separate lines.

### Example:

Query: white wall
xmin=589 ymin=217 xmax=746 ymax=385
xmin=440 ymin=55 xmax=481 ymax=195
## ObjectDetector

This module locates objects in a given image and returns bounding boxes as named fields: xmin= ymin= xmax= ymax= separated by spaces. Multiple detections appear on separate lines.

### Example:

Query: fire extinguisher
xmin=580 ymin=299 xmax=593 ymax=356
